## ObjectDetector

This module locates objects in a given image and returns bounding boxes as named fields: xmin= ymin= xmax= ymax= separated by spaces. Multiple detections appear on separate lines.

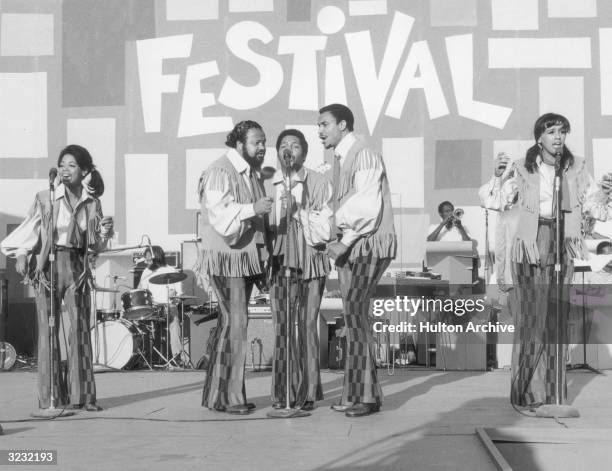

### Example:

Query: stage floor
xmin=1 ymin=369 xmax=611 ymax=470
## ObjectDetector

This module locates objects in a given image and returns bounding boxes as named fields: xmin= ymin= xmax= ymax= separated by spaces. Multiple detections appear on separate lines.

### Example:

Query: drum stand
xmin=170 ymin=300 xmax=195 ymax=369
xmin=158 ymin=283 xmax=179 ymax=369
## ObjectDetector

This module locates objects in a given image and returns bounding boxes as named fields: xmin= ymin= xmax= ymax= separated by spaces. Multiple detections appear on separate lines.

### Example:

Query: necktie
xmin=248 ymin=169 xmax=270 ymax=262
xmin=331 ymin=153 xmax=341 ymax=237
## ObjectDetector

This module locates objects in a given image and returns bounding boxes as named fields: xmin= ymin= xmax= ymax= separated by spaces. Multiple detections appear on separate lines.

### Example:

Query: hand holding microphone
xmin=494 ymin=152 xmax=511 ymax=177
xmin=254 ymin=196 xmax=273 ymax=215
xmin=600 ymin=172 xmax=612 ymax=194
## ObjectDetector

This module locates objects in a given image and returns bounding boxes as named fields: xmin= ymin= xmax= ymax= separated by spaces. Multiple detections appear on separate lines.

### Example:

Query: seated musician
xmin=138 ymin=245 xmax=184 ymax=364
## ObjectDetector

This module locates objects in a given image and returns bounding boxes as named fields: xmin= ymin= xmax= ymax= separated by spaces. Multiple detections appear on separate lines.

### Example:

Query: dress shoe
xmin=330 ymin=403 xmax=351 ymax=412
xmin=245 ymin=403 xmax=256 ymax=410
xmin=345 ymin=403 xmax=379 ymax=418
xmin=301 ymin=401 xmax=315 ymax=411
xmin=224 ymin=404 xmax=251 ymax=415
xmin=84 ymin=403 xmax=103 ymax=412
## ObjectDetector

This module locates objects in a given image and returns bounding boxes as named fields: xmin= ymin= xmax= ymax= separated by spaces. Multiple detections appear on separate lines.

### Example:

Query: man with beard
xmin=427 ymin=201 xmax=471 ymax=242
xmin=197 ymin=120 xmax=273 ymax=414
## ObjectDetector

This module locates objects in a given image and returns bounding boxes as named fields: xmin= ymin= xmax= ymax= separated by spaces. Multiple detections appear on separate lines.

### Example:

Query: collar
xmin=54 ymin=183 xmax=92 ymax=204
xmin=536 ymin=154 xmax=569 ymax=172
xmin=227 ymin=148 xmax=251 ymax=175
xmin=272 ymin=166 xmax=307 ymax=185
xmin=334 ymin=132 xmax=356 ymax=164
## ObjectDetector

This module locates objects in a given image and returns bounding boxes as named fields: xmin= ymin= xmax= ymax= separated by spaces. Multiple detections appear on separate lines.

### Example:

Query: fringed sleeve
xmin=0 ymin=195 xmax=42 ymax=258
xmin=335 ymin=148 xmax=384 ymax=247
xmin=479 ymin=165 xmax=518 ymax=212
xmin=200 ymin=167 xmax=255 ymax=246
xmin=296 ymin=171 xmax=333 ymax=247
xmin=88 ymin=199 xmax=111 ymax=253
xmin=582 ymin=172 xmax=612 ymax=222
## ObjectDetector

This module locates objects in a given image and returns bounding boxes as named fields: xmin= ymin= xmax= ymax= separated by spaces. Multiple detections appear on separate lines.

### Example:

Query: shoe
xmin=84 ymin=403 xmax=103 ymax=412
xmin=345 ymin=403 xmax=380 ymax=418
xmin=245 ymin=403 xmax=256 ymax=410
xmin=301 ymin=401 xmax=315 ymax=411
xmin=330 ymin=403 xmax=351 ymax=412
xmin=220 ymin=404 xmax=250 ymax=415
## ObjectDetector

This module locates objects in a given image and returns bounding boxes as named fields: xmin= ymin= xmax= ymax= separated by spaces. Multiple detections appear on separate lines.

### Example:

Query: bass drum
xmin=90 ymin=319 xmax=144 ymax=370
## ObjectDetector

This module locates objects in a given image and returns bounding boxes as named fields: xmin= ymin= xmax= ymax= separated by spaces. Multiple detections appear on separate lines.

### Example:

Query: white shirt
xmin=202 ymin=148 xmax=257 ymax=245
xmin=55 ymin=184 xmax=90 ymax=246
xmin=334 ymin=133 xmax=383 ymax=247
xmin=427 ymin=223 xmax=471 ymax=242
xmin=138 ymin=265 xmax=183 ymax=304
xmin=538 ymin=160 xmax=556 ymax=219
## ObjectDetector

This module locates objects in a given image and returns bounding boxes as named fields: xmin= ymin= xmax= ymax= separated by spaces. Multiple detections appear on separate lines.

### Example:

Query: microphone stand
xmin=267 ymin=154 xmax=309 ymax=419
xmin=536 ymin=154 xmax=579 ymax=418
xmin=33 ymin=175 xmax=75 ymax=417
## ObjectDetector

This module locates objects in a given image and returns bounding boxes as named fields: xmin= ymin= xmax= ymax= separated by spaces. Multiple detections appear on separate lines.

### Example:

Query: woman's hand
xmin=600 ymin=173 xmax=612 ymax=195
xmin=100 ymin=216 xmax=114 ymax=238
xmin=494 ymin=152 xmax=511 ymax=177
xmin=16 ymin=254 xmax=28 ymax=277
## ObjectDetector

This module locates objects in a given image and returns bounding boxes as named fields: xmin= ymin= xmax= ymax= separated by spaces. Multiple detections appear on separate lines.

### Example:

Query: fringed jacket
xmin=0 ymin=184 xmax=110 ymax=290
xmin=331 ymin=133 xmax=397 ymax=262
xmin=264 ymin=166 xmax=333 ymax=280
xmin=197 ymin=150 xmax=269 ymax=277
xmin=480 ymin=156 xmax=612 ymax=265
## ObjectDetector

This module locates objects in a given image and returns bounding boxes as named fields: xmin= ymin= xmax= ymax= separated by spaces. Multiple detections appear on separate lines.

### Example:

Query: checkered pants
xmin=35 ymin=250 xmax=96 ymax=408
xmin=337 ymin=254 xmax=390 ymax=406
xmin=201 ymin=275 xmax=257 ymax=409
xmin=509 ymin=222 xmax=572 ymax=406
xmin=270 ymin=275 xmax=325 ymax=404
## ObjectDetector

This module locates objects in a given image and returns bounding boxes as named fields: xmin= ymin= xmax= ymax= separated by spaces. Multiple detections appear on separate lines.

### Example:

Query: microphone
xmin=282 ymin=149 xmax=292 ymax=164
xmin=49 ymin=167 xmax=58 ymax=189
xmin=554 ymin=151 xmax=563 ymax=177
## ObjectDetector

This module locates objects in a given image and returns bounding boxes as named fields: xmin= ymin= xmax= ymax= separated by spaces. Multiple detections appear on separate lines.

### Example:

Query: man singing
xmin=265 ymin=129 xmax=333 ymax=411
xmin=197 ymin=121 xmax=273 ymax=415
xmin=317 ymin=104 xmax=397 ymax=417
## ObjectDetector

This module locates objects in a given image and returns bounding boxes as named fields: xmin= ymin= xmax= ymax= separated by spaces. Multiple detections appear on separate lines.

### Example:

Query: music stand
xmin=568 ymin=265 xmax=602 ymax=374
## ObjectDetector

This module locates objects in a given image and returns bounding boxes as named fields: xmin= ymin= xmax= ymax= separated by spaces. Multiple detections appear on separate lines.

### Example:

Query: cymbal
xmin=170 ymin=294 xmax=199 ymax=300
xmin=148 ymin=271 xmax=187 ymax=285
xmin=93 ymin=285 xmax=120 ymax=293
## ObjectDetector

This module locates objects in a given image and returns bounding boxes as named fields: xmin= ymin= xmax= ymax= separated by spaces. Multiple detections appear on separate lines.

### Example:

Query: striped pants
xmin=337 ymin=254 xmax=391 ymax=406
xmin=509 ymin=222 xmax=572 ymax=406
xmin=35 ymin=250 xmax=96 ymax=408
xmin=270 ymin=275 xmax=325 ymax=405
xmin=202 ymin=275 xmax=258 ymax=409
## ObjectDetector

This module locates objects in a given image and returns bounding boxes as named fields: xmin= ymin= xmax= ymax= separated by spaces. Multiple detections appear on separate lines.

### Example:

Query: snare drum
xmin=121 ymin=289 xmax=157 ymax=321
xmin=90 ymin=319 xmax=144 ymax=370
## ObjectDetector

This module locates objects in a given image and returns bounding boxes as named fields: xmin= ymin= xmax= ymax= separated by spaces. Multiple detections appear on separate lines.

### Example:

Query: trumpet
xmin=453 ymin=208 xmax=464 ymax=219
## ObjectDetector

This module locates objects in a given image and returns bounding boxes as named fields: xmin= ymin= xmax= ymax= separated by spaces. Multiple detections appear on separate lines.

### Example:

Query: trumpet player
xmin=427 ymin=201 xmax=471 ymax=242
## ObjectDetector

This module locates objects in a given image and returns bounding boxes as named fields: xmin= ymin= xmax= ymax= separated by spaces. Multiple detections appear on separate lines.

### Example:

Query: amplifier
xmin=186 ymin=304 xmax=275 ymax=370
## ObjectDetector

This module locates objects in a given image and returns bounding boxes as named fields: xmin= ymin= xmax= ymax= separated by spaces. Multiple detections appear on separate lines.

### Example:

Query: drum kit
xmin=90 ymin=270 xmax=200 ymax=371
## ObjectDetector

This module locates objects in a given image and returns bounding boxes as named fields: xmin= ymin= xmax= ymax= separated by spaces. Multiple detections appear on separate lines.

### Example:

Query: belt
xmin=55 ymin=245 xmax=83 ymax=252
xmin=538 ymin=217 xmax=556 ymax=226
